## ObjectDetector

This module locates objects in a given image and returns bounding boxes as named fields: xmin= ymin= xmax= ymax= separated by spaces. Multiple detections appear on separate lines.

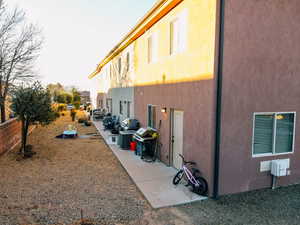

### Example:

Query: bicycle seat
xmin=192 ymin=168 xmax=200 ymax=174
xmin=185 ymin=161 xmax=196 ymax=165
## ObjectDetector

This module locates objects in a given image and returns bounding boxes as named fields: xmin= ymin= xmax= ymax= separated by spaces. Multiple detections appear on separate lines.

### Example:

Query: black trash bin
xmin=118 ymin=130 xmax=136 ymax=149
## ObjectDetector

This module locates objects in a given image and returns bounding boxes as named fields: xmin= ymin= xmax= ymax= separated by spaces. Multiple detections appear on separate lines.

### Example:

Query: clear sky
xmin=8 ymin=0 xmax=157 ymax=105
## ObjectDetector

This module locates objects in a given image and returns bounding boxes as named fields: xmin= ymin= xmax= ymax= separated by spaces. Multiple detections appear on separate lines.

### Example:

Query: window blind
xmin=253 ymin=114 xmax=274 ymax=154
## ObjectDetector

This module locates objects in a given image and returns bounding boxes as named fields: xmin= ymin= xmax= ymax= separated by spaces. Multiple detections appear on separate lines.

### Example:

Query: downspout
xmin=213 ymin=0 xmax=225 ymax=199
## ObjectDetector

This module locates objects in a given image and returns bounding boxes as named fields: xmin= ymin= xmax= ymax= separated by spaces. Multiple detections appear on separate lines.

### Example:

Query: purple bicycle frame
xmin=182 ymin=164 xmax=200 ymax=187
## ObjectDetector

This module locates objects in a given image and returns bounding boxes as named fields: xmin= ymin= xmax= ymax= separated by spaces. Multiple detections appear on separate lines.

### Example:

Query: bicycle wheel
xmin=192 ymin=177 xmax=208 ymax=196
xmin=173 ymin=170 xmax=184 ymax=185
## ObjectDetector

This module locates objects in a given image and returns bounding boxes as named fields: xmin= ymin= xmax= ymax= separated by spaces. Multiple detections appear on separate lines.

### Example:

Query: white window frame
xmin=118 ymin=57 xmax=122 ymax=75
xmin=147 ymin=104 xmax=157 ymax=128
xmin=252 ymin=112 xmax=296 ymax=158
xmin=109 ymin=64 xmax=113 ymax=79
xmin=147 ymin=32 xmax=158 ymax=64
xmin=106 ymin=98 xmax=113 ymax=114
xmin=170 ymin=10 xmax=187 ymax=56
xmin=126 ymin=52 xmax=130 ymax=72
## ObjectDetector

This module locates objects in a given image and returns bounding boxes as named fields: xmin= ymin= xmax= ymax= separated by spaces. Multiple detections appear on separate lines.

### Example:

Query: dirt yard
xmin=0 ymin=111 xmax=300 ymax=225
xmin=0 ymin=111 xmax=150 ymax=225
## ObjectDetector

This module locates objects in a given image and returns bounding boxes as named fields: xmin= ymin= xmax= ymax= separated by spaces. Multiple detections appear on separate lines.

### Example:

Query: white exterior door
xmin=172 ymin=110 xmax=184 ymax=169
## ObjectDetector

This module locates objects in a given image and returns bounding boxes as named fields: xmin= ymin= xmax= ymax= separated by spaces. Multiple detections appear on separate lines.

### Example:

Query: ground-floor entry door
xmin=171 ymin=110 xmax=184 ymax=170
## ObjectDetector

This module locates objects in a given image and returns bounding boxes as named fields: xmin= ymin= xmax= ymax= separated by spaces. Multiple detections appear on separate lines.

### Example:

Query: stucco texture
xmin=107 ymin=87 xmax=135 ymax=121
xmin=219 ymin=0 xmax=300 ymax=195
xmin=133 ymin=0 xmax=216 ymax=86
xmin=135 ymin=80 xmax=216 ymax=195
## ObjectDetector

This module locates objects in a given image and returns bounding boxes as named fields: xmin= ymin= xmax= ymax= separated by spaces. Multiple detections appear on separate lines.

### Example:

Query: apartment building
xmin=89 ymin=0 xmax=300 ymax=197
xmin=94 ymin=44 xmax=135 ymax=121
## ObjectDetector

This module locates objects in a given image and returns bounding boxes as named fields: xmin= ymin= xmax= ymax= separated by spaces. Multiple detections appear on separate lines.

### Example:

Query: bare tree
xmin=0 ymin=1 xmax=43 ymax=123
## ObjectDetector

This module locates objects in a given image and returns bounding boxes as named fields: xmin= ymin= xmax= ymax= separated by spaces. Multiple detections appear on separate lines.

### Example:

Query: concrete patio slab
xmin=92 ymin=120 xmax=207 ymax=208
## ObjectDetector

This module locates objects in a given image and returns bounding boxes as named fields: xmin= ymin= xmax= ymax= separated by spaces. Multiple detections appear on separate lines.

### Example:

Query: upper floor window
xmin=118 ymin=57 xmax=122 ymax=74
xmin=148 ymin=33 xmax=158 ymax=63
xmin=170 ymin=11 xmax=187 ymax=55
xmin=126 ymin=52 xmax=130 ymax=72
xmin=252 ymin=112 xmax=296 ymax=157
xmin=109 ymin=64 xmax=113 ymax=79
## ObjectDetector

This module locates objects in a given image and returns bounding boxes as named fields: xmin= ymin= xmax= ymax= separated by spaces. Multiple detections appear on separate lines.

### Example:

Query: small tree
xmin=10 ymin=82 xmax=56 ymax=156
xmin=73 ymin=101 xmax=80 ymax=110
xmin=73 ymin=94 xmax=81 ymax=103
xmin=65 ymin=93 xmax=72 ymax=104
xmin=56 ymin=93 xmax=66 ymax=103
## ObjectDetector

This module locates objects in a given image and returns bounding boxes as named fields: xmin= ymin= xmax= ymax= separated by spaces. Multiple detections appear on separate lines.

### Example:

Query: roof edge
xmin=89 ymin=0 xmax=183 ymax=79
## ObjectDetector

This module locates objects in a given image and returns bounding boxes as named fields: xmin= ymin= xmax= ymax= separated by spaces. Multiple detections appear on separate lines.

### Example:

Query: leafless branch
xmin=0 ymin=1 xmax=43 ymax=123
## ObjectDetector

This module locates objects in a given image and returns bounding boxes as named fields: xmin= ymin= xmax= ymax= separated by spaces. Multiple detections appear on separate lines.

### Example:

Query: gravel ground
xmin=1 ymin=111 xmax=300 ymax=225
xmin=0 ymin=112 xmax=149 ymax=225
xmin=175 ymin=184 xmax=300 ymax=225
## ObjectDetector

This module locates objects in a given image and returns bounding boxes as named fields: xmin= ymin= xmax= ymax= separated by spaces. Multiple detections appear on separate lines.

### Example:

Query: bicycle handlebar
xmin=179 ymin=154 xmax=196 ymax=165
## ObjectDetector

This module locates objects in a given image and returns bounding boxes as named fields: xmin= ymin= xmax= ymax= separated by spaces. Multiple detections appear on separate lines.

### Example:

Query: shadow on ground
xmin=0 ymin=112 xmax=299 ymax=225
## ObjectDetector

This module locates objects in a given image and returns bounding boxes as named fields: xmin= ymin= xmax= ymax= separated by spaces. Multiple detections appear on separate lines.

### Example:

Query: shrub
xmin=54 ymin=112 xmax=60 ymax=118
xmin=70 ymin=109 xmax=76 ymax=121
xmin=58 ymin=104 xmax=66 ymax=112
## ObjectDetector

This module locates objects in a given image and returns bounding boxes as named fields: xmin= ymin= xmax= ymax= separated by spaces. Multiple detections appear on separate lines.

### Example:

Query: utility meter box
xmin=271 ymin=159 xmax=290 ymax=177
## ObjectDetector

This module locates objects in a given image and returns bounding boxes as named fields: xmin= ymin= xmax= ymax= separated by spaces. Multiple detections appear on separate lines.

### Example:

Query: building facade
xmin=133 ymin=0 xmax=217 ymax=194
xmin=95 ymin=44 xmax=135 ymax=121
xmin=89 ymin=0 xmax=300 ymax=197
xmin=217 ymin=0 xmax=300 ymax=195
xmin=79 ymin=91 xmax=91 ymax=105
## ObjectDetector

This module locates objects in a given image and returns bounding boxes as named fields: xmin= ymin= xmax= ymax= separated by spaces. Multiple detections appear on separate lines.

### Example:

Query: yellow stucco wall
xmin=97 ymin=43 xmax=135 ymax=93
xmin=97 ymin=67 xmax=110 ymax=93
xmin=133 ymin=0 xmax=217 ymax=86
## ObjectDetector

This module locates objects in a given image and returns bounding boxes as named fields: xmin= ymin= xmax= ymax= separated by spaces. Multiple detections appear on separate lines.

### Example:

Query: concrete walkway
xmin=92 ymin=120 xmax=207 ymax=208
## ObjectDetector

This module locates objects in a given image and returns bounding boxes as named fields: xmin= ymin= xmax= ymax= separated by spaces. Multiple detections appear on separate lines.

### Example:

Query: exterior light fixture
xmin=276 ymin=114 xmax=284 ymax=120
xmin=161 ymin=107 xmax=167 ymax=113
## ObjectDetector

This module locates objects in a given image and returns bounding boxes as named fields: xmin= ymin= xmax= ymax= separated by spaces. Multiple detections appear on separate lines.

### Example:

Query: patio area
xmin=92 ymin=119 xmax=207 ymax=209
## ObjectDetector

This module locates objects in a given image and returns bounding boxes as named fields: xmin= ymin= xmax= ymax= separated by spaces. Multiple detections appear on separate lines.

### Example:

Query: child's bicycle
xmin=172 ymin=154 xmax=208 ymax=196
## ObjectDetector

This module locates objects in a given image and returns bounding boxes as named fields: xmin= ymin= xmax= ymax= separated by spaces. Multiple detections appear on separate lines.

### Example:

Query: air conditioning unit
xmin=271 ymin=159 xmax=289 ymax=177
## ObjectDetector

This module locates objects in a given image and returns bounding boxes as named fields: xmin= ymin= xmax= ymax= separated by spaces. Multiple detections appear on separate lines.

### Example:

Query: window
xmin=147 ymin=33 xmax=157 ymax=63
xmin=110 ymin=64 xmax=113 ymax=79
xmin=118 ymin=57 xmax=122 ymax=74
xmin=170 ymin=18 xmax=179 ymax=55
xmin=119 ymin=101 xmax=123 ymax=115
xmin=170 ymin=11 xmax=187 ymax=55
xmin=106 ymin=98 xmax=112 ymax=113
xmin=148 ymin=35 xmax=153 ymax=63
xmin=253 ymin=112 xmax=296 ymax=156
xmin=126 ymin=52 xmax=130 ymax=72
xmin=127 ymin=101 xmax=131 ymax=118
xmin=147 ymin=105 xmax=156 ymax=128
